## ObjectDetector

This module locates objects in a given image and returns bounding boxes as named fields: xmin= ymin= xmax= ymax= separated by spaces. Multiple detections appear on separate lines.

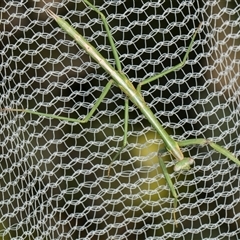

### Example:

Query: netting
xmin=1 ymin=0 xmax=240 ymax=239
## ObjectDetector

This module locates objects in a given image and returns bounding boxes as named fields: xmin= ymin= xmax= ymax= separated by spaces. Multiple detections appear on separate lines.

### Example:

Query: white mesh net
xmin=1 ymin=0 xmax=240 ymax=239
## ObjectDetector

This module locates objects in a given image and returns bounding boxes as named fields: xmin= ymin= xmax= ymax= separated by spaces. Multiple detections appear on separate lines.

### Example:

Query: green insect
xmin=5 ymin=0 xmax=240 ymax=226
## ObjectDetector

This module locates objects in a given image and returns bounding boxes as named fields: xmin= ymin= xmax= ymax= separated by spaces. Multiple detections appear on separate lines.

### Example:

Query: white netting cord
xmin=1 ymin=0 xmax=240 ymax=239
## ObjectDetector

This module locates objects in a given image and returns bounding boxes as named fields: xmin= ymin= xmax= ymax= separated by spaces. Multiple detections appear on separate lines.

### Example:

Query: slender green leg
xmin=137 ymin=23 xmax=202 ymax=93
xmin=5 ymin=80 xmax=114 ymax=123
xmin=158 ymin=147 xmax=178 ymax=226
xmin=135 ymin=23 xmax=202 ymax=174
xmin=83 ymin=0 xmax=122 ymax=73
xmin=83 ymin=0 xmax=131 ymax=171
xmin=158 ymin=147 xmax=194 ymax=226
xmin=175 ymin=139 xmax=240 ymax=171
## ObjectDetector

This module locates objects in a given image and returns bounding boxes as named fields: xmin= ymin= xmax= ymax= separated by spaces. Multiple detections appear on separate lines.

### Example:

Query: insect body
xmin=4 ymin=0 xmax=240 ymax=226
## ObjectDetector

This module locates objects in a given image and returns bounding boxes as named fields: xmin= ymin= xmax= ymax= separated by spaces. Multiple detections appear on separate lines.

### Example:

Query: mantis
xmin=4 ymin=0 xmax=240 ymax=226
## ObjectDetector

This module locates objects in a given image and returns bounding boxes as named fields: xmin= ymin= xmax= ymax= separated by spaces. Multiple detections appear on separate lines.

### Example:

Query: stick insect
xmin=4 ymin=0 xmax=240 ymax=226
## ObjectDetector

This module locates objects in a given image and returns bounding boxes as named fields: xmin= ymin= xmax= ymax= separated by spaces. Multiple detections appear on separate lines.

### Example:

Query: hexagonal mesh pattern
xmin=1 ymin=0 xmax=240 ymax=239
